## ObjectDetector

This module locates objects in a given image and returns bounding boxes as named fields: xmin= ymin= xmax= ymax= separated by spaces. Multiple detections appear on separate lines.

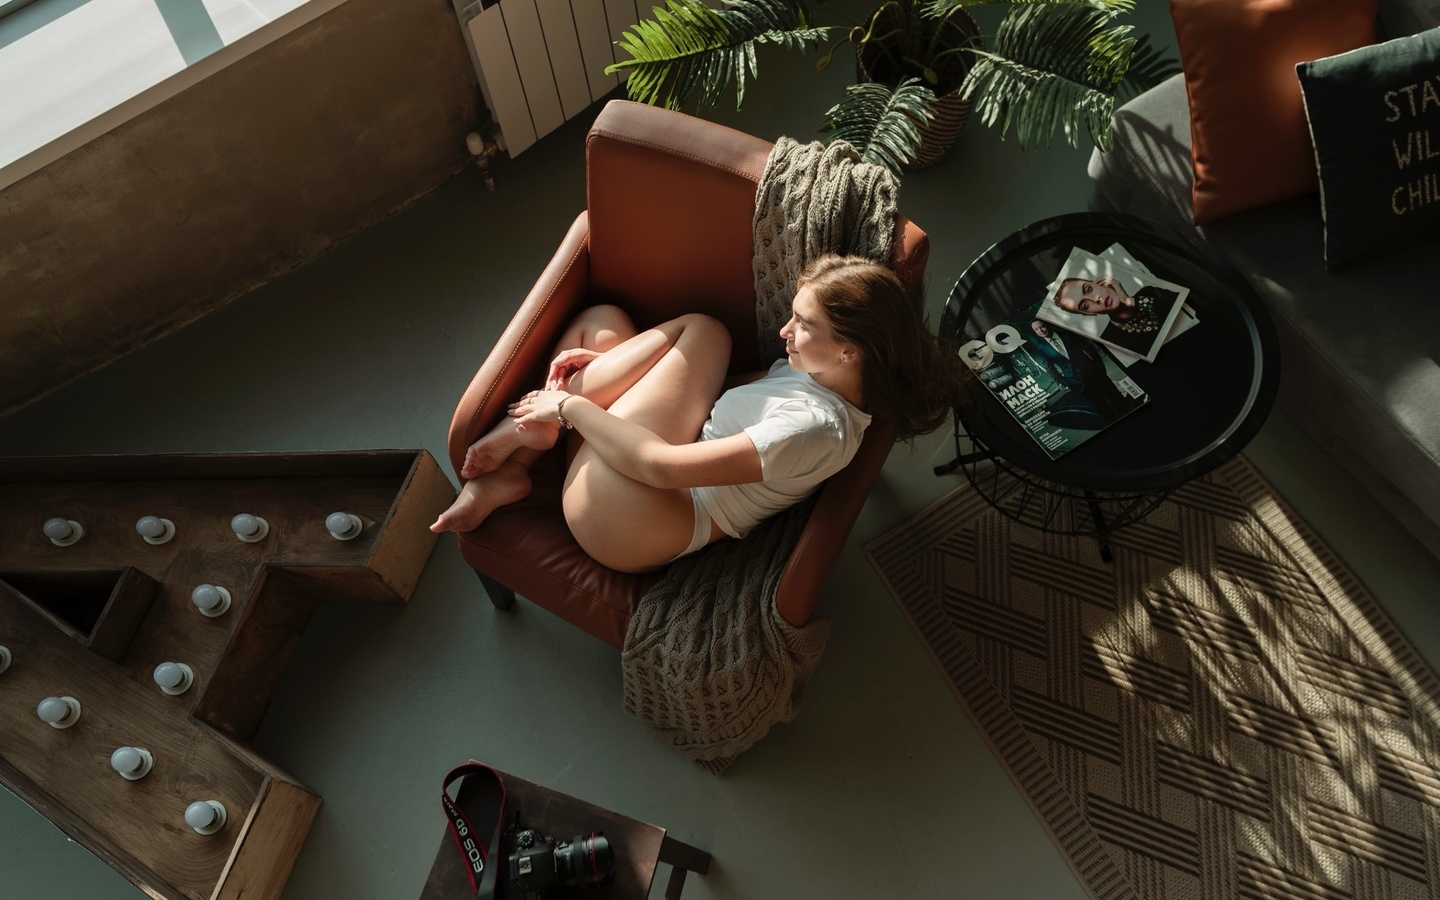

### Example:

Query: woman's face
xmin=779 ymin=285 xmax=853 ymax=375
xmin=1057 ymin=277 xmax=1128 ymax=316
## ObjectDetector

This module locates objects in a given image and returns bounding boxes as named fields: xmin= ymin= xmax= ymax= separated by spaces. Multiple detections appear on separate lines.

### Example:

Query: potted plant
xmin=607 ymin=0 xmax=1179 ymax=174
xmin=844 ymin=0 xmax=985 ymax=169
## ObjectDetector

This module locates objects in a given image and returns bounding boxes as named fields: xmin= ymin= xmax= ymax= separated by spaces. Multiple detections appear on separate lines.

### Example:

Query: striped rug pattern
xmin=867 ymin=456 xmax=1440 ymax=900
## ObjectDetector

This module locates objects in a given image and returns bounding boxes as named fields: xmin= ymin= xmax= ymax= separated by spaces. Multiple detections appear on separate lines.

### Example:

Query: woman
xmin=1052 ymin=274 xmax=1168 ymax=335
xmin=431 ymin=255 xmax=968 ymax=573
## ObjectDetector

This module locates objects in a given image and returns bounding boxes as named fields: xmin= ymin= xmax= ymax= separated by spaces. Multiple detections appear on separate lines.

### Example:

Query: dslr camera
xmin=506 ymin=825 xmax=615 ymax=899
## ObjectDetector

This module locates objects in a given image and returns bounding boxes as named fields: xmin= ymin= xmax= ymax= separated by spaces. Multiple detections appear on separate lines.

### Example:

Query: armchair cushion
xmin=585 ymin=100 xmax=773 ymax=373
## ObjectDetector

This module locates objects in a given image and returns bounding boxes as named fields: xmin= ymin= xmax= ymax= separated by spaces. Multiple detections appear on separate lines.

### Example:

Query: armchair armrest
xmin=774 ymin=420 xmax=896 ymax=626
xmin=446 ymin=213 xmax=593 ymax=478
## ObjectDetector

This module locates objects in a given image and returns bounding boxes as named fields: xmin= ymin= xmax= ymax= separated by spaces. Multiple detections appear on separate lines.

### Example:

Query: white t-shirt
xmin=692 ymin=359 xmax=872 ymax=539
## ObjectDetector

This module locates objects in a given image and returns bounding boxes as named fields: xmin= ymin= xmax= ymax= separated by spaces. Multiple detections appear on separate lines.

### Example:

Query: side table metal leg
xmin=1084 ymin=493 xmax=1114 ymax=564
xmin=936 ymin=418 xmax=965 ymax=476
xmin=934 ymin=415 xmax=1001 ymax=477
xmin=935 ymin=449 xmax=997 ymax=477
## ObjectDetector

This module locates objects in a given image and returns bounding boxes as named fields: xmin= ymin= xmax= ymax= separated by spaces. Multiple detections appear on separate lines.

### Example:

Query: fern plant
xmin=607 ymin=0 xmax=1179 ymax=175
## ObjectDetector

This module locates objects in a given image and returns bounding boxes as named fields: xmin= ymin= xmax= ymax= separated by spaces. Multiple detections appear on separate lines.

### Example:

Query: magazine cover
xmin=1035 ymin=246 xmax=1191 ymax=363
xmin=1093 ymin=242 xmax=1199 ymax=367
xmin=959 ymin=302 xmax=1149 ymax=460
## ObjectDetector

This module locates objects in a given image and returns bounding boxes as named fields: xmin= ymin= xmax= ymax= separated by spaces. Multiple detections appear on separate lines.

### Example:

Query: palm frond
xmin=1116 ymin=32 xmax=1180 ymax=103
xmin=959 ymin=3 xmax=1133 ymax=149
xmin=820 ymin=79 xmax=937 ymax=176
xmin=924 ymin=0 xmax=1135 ymax=17
xmin=607 ymin=0 xmax=829 ymax=111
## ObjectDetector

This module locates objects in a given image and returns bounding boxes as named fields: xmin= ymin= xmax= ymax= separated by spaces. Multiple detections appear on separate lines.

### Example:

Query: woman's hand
xmin=508 ymin=389 xmax=571 ymax=427
xmin=546 ymin=348 xmax=601 ymax=390
xmin=1096 ymin=274 xmax=1132 ymax=302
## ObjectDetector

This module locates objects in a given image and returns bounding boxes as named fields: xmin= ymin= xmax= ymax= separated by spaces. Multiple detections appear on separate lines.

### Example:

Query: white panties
xmin=668 ymin=489 xmax=716 ymax=563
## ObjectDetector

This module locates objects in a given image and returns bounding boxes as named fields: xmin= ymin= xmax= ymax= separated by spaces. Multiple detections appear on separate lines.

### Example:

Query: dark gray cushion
xmin=1297 ymin=27 xmax=1440 ymax=267
xmin=1090 ymin=74 xmax=1440 ymax=530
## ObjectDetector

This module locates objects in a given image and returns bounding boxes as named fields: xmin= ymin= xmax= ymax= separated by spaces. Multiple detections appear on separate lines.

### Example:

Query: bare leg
xmin=430 ymin=457 xmax=538 ymax=533
xmin=563 ymin=314 xmax=733 ymax=572
xmin=459 ymin=305 xmax=640 ymax=478
xmin=460 ymin=417 xmax=559 ymax=479
xmin=435 ymin=306 xmax=718 ymax=535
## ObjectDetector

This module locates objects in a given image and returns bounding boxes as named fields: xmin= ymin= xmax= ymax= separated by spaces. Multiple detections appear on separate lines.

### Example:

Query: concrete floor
xmin=4 ymin=10 xmax=1440 ymax=898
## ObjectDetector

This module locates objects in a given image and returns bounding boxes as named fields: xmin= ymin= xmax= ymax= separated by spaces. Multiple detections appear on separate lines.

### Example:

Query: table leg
xmin=934 ymin=426 xmax=995 ymax=477
xmin=657 ymin=834 xmax=711 ymax=900
xmin=476 ymin=572 xmax=515 ymax=610
xmin=658 ymin=834 xmax=711 ymax=874
xmin=935 ymin=450 xmax=995 ymax=477
xmin=1084 ymin=493 xmax=1114 ymax=564
xmin=663 ymin=868 xmax=688 ymax=900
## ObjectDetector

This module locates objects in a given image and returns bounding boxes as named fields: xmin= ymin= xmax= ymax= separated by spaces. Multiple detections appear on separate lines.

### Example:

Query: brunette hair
xmin=799 ymin=255 xmax=971 ymax=441
xmin=1052 ymin=277 xmax=1084 ymax=309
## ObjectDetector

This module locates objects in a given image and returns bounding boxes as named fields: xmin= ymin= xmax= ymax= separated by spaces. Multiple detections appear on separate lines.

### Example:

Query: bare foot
xmin=430 ymin=463 xmax=533 ymax=533
xmin=461 ymin=416 xmax=561 ymax=478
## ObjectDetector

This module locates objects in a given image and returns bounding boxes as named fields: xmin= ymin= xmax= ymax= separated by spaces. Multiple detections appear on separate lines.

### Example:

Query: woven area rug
xmin=867 ymin=456 xmax=1440 ymax=900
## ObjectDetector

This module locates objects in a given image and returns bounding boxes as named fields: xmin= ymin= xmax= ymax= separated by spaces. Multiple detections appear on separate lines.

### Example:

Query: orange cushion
xmin=1169 ymin=0 xmax=1378 ymax=225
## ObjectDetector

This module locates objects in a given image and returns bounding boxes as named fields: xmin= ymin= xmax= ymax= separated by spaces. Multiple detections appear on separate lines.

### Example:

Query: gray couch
xmin=1088 ymin=0 xmax=1440 ymax=560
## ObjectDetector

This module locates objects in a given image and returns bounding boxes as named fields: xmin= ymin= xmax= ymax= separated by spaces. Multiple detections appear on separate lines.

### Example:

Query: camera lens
xmin=554 ymin=833 xmax=615 ymax=888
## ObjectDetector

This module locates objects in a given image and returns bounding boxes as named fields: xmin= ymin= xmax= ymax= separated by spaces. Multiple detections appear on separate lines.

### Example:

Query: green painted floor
xmin=4 ymin=10 xmax=1440 ymax=898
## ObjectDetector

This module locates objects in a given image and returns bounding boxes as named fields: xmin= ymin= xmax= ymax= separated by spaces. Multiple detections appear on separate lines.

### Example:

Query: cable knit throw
xmin=752 ymin=136 xmax=898 ymax=360
xmin=622 ymin=499 xmax=827 ymax=775
xmin=620 ymin=138 xmax=898 ymax=774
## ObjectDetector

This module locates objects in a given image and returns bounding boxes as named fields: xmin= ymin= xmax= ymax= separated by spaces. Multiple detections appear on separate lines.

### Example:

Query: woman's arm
xmin=511 ymin=392 xmax=762 ymax=489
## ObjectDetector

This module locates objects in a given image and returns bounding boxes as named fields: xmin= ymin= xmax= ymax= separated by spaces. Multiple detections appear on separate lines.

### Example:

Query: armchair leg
xmin=477 ymin=572 xmax=516 ymax=611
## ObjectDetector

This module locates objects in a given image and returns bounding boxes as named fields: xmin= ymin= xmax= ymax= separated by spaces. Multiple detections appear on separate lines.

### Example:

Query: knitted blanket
xmin=619 ymin=138 xmax=897 ymax=774
xmin=621 ymin=500 xmax=828 ymax=774
xmin=751 ymin=136 xmax=898 ymax=360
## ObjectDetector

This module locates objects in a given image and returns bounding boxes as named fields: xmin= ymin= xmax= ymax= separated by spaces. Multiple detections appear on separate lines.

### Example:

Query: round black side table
xmin=936 ymin=212 xmax=1281 ymax=560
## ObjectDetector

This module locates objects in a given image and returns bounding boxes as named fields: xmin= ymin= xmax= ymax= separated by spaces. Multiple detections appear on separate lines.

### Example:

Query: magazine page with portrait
xmin=959 ymin=302 xmax=1150 ymax=460
xmin=1035 ymin=246 xmax=1191 ymax=364
xmin=1088 ymin=242 xmax=1200 ymax=367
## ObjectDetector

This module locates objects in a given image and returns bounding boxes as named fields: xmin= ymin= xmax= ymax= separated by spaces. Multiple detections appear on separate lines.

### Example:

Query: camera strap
xmin=441 ymin=762 xmax=508 ymax=898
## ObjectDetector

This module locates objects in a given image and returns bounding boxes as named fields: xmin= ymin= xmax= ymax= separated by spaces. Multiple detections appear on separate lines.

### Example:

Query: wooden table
xmin=419 ymin=767 xmax=711 ymax=900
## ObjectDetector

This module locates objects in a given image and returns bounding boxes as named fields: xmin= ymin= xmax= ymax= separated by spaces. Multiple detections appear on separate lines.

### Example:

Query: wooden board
xmin=0 ymin=451 xmax=454 ymax=900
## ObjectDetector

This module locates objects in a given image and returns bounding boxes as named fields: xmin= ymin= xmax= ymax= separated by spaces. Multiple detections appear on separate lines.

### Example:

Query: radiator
xmin=458 ymin=0 xmax=644 ymax=157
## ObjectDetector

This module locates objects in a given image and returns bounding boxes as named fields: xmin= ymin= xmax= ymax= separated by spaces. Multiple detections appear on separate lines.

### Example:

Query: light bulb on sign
xmin=230 ymin=513 xmax=269 ymax=543
xmin=153 ymin=661 xmax=195 ymax=695
xmin=136 ymin=516 xmax=176 ymax=545
xmin=184 ymin=800 xmax=227 ymax=835
xmin=191 ymin=584 xmax=232 ymax=618
xmin=43 ymin=517 xmax=84 ymax=546
xmin=110 ymin=746 xmax=154 ymax=781
xmin=36 ymin=695 xmax=81 ymax=728
xmin=325 ymin=512 xmax=364 ymax=541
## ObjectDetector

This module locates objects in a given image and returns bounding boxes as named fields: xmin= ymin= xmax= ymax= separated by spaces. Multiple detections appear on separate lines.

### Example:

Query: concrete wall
xmin=0 ymin=0 xmax=477 ymax=415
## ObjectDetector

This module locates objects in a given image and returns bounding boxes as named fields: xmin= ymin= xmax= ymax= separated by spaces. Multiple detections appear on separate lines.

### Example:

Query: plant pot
xmin=856 ymin=6 xmax=983 ymax=170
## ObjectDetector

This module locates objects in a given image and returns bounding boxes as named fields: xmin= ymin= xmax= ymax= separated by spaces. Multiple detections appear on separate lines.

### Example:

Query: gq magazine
xmin=959 ymin=301 xmax=1149 ymax=460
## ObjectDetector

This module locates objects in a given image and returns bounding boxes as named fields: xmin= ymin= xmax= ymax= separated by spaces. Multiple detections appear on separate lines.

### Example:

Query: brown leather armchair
xmin=445 ymin=100 xmax=929 ymax=649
